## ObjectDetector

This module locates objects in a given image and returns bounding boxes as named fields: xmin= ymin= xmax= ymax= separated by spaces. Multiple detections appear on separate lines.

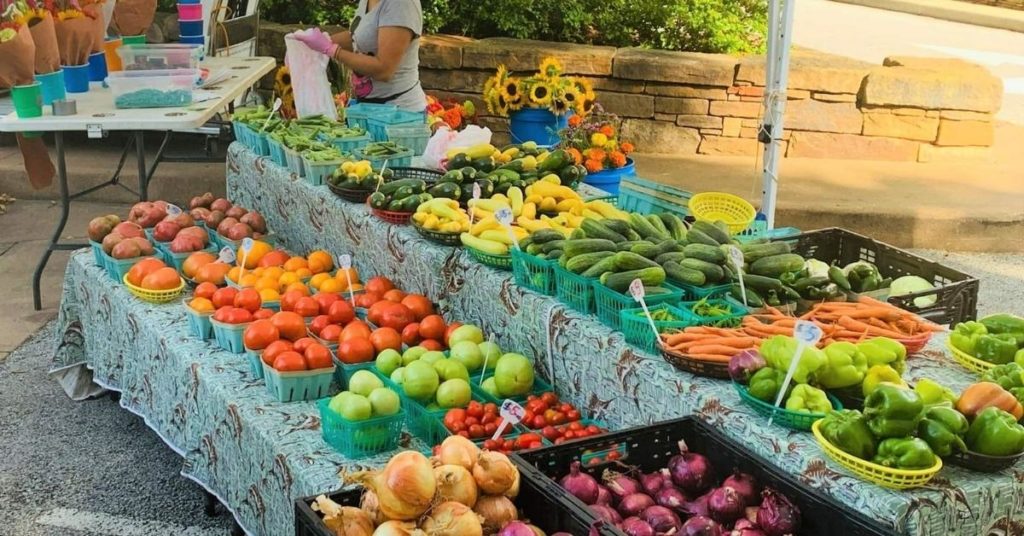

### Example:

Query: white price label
xmin=493 ymin=399 xmax=525 ymax=440
xmin=726 ymin=246 xmax=744 ymax=268
xmin=240 ymin=237 xmax=254 ymax=253
xmin=629 ymin=278 xmax=662 ymax=349
xmin=472 ymin=183 xmax=482 ymax=200
xmin=629 ymin=278 xmax=646 ymax=302
xmin=794 ymin=320 xmax=824 ymax=345
xmin=217 ymin=246 xmax=235 ymax=264
xmin=166 ymin=203 xmax=182 ymax=216
xmin=337 ymin=254 xmax=352 ymax=269
xmin=495 ymin=207 xmax=513 ymax=226
xmin=726 ymin=246 xmax=748 ymax=307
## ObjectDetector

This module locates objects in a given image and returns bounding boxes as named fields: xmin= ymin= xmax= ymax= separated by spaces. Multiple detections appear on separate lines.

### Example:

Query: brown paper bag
xmin=54 ymin=15 xmax=94 ymax=66
xmin=0 ymin=26 xmax=36 ymax=87
xmin=28 ymin=12 xmax=61 ymax=75
xmin=81 ymin=1 xmax=107 ymax=53
xmin=112 ymin=0 xmax=157 ymax=37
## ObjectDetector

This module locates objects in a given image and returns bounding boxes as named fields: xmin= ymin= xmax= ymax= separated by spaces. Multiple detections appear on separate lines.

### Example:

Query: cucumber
xmin=713 ymin=221 xmax=733 ymax=243
xmin=547 ymin=249 xmax=562 ymax=260
xmin=526 ymin=243 xmax=544 ymax=256
xmin=631 ymin=242 xmax=662 ymax=259
xmin=644 ymin=286 xmax=673 ymax=295
xmin=692 ymin=220 xmax=730 ymax=245
xmin=730 ymin=284 xmax=764 ymax=307
xmin=739 ymin=242 xmax=791 ymax=263
xmin=617 ymin=240 xmax=653 ymax=252
xmin=531 ymin=229 xmax=564 ymax=244
xmin=582 ymin=255 xmax=620 ymax=278
xmin=686 ymin=228 xmax=720 ymax=247
xmin=602 ymin=219 xmax=630 ymax=236
xmin=655 ymin=251 xmax=687 ymax=265
xmin=742 ymin=274 xmax=784 ymax=293
xmin=519 ymin=236 xmax=534 ymax=250
xmin=791 ymin=275 xmax=830 ymax=291
xmin=540 ymin=240 xmax=566 ymax=254
xmin=565 ymin=251 xmax=614 ymax=274
xmin=629 ymin=213 xmax=665 ymax=240
xmin=664 ymin=261 xmax=706 ymax=286
xmin=646 ymin=215 xmax=671 ymax=238
xmin=684 ymin=243 xmax=726 ymax=264
xmin=580 ymin=218 xmax=627 ymax=243
xmin=570 ymin=228 xmax=586 ymax=240
xmin=562 ymin=239 xmax=618 ymax=259
xmin=600 ymin=267 xmax=666 ymax=293
xmin=613 ymin=251 xmax=660 ymax=271
xmin=624 ymin=229 xmax=642 ymax=241
xmin=750 ymin=253 xmax=806 ymax=278
xmin=379 ymin=178 xmax=425 ymax=196
xmin=658 ymin=213 xmax=688 ymax=241
xmin=680 ymin=258 xmax=725 ymax=283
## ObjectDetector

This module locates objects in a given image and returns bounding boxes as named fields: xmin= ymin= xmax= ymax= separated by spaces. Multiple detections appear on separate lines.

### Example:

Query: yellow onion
xmin=434 ymin=464 xmax=478 ymax=507
xmin=360 ymin=489 xmax=386 ymax=525
xmin=473 ymin=495 xmax=518 ymax=533
xmin=504 ymin=468 xmax=520 ymax=499
xmin=322 ymin=506 xmax=374 ymax=536
xmin=420 ymin=501 xmax=483 ymax=536
xmin=473 ymin=451 xmax=519 ymax=495
xmin=355 ymin=451 xmax=436 ymax=521
xmin=437 ymin=435 xmax=480 ymax=471
xmin=373 ymin=520 xmax=424 ymax=536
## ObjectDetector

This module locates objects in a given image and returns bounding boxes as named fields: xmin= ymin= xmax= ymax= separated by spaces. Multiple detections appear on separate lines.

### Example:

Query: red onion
xmin=620 ymin=517 xmax=655 ymax=536
xmin=589 ymin=504 xmax=622 ymax=525
xmin=654 ymin=486 xmax=687 ymax=511
xmin=617 ymin=493 xmax=655 ymax=518
xmin=723 ymin=471 xmax=760 ymax=507
xmin=680 ymin=515 xmax=724 ymax=536
xmin=730 ymin=519 xmax=767 ymax=536
xmin=708 ymin=486 xmax=745 ymax=524
xmin=595 ymin=485 xmax=612 ymax=505
xmin=756 ymin=489 xmax=800 ymax=536
xmin=641 ymin=505 xmax=682 ymax=534
xmin=667 ymin=444 xmax=713 ymax=494
xmin=681 ymin=490 xmax=711 ymax=517
xmin=561 ymin=462 xmax=600 ymax=505
xmin=729 ymin=350 xmax=766 ymax=383
xmin=603 ymin=471 xmax=642 ymax=504
xmin=639 ymin=471 xmax=667 ymax=496
xmin=498 ymin=521 xmax=536 ymax=536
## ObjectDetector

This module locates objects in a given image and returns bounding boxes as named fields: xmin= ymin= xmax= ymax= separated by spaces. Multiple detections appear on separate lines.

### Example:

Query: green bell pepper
xmin=950 ymin=321 xmax=988 ymax=356
xmin=1017 ymin=348 xmax=1024 ymax=367
xmin=979 ymin=313 xmax=1024 ymax=347
xmin=819 ymin=410 xmax=877 ymax=460
xmin=916 ymin=406 xmax=968 ymax=457
xmin=817 ymin=342 xmax=867 ymax=389
xmin=981 ymin=362 xmax=1024 ymax=392
xmin=760 ymin=335 xmax=827 ymax=384
xmin=786 ymin=384 xmax=833 ymax=414
xmin=976 ymin=333 xmax=1019 ymax=365
xmin=864 ymin=383 xmax=924 ymax=439
xmin=749 ymin=367 xmax=787 ymax=403
xmin=861 ymin=365 xmax=907 ymax=397
xmin=857 ymin=337 xmax=907 ymax=375
xmin=914 ymin=378 xmax=958 ymax=407
xmin=873 ymin=437 xmax=937 ymax=469
xmin=965 ymin=406 xmax=1024 ymax=456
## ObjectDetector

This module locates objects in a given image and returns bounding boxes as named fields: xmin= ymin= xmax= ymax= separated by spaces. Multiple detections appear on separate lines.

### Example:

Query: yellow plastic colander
xmin=688 ymin=192 xmax=756 ymax=235
xmin=122 ymin=274 xmax=186 ymax=303
xmin=946 ymin=339 xmax=995 ymax=375
xmin=811 ymin=420 xmax=942 ymax=490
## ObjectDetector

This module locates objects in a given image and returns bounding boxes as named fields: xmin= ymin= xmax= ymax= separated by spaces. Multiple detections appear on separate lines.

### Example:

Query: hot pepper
xmin=748 ymin=367 xmax=787 ymax=403
xmin=819 ymin=410 xmax=877 ymax=460
xmin=965 ymin=407 xmax=1024 ymax=456
xmin=817 ymin=342 xmax=867 ymax=389
xmin=976 ymin=333 xmax=1019 ymax=365
xmin=857 ymin=337 xmax=907 ymax=374
xmin=785 ymin=384 xmax=833 ymax=414
xmin=861 ymin=365 xmax=907 ymax=397
xmin=950 ymin=321 xmax=987 ymax=356
xmin=916 ymin=406 xmax=968 ymax=457
xmin=864 ymin=383 xmax=924 ymax=439
xmin=873 ymin=437 xmax=937 ymax=469
xmin=979 ymin=313 xmax=1024 ymax=346
xmin=759 ymin=335 xmax=827 ymax=384
xmin=914 ymin=378 xmax=958 ymax=407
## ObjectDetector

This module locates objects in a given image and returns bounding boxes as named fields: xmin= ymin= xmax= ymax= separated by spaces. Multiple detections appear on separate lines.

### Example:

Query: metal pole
xmin=33 ymin=132 xmax=69 ymax=311
xmin=760 ymin=0 xmax=796 ymax=230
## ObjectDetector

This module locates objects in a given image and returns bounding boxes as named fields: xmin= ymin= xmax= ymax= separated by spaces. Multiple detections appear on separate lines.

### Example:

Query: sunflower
xmin=550 ymin=96 xmax=570 ymax=116
xmin=528 ymin=81 xmax=553 ymax=106
xmin=483 ymin=75 xmax=498 ymax=100
xmin=573 ymin=78 xmax=595 ymax=101
xmin=539 ymin=57 xmax=563 ymax=80
xmin=507 ymin=93 xmax=525 ymax=112
xmin=562 ymin=86 xmax=582 ymax=109
xmin=56 ymin=8 xmax=84 ymax=20
xmin=495 ymin=64 xmax=509 ymax=86
xmin=497 ymin=94 xmax=511 ymax=116
xmin=500 ymin=77 xmax=522 ymax=104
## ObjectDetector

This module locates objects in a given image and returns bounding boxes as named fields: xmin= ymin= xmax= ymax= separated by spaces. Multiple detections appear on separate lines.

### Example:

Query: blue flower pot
xmin=88 ymin=51 xmax=108 ymax=82
xmin=63 ymin=64 xmax=91 ymax=93
xmin=582 ymin=158 xmax=636 ymax=196
xmin=509 ymin=108 xmax=570 ymax=147
xmin=36 ymin=70 xmax=67 ymax=105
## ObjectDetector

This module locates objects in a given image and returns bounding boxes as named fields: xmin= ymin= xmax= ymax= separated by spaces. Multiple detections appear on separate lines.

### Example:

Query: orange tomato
xmin=420 ymin=339 xmax=444 ymax=351
xmin=377 ymin=303 xmax=415 ymax=332
xmin=367 ymin=300 xmax=393 ymax=326
xmin=401 ymin=294 xmax=434 ymax=320
xmin=354 ymin=291 xmax=381 ymax=309
xmin=444 ymin=322 xmax=463 ymax=346
xmin=239 ymin=240 xmax=272 ymax=268
xmin=189 ymin=297 xmax=215 ymax=313
xmin=293 ymin=337 xmax=316 ymax=354
xmin=337 ymin=337 xmax=375 ymax=364
xmin=340 ymin=320 xmax=372 ymax=342
xmin=401 ymin=322 xmax=421 ymax=346
xmin=243 ymin=319 xmax=280 ymax=350
xmin=370 ymin=327 xmax=402 ymax=353
xmin=313 ymin=292 xmax=341 ymax=315
xmin=309 ymin=272 xmax=331 ymax=290
xmin=256 ymin=250 xmax=289 ymax=268
xmin=212 ymin=287 xmax=239 ymax=309
xmin=127 ymin=258 xmax=166 ymax=287
xmin=293 ymin=297 xmax=320 ymax=318
xmin=327 ymin=300 xmax=355 ymax=325
xmin=195 ymin=262 xmax=232 ymax=285
xmin=253 ymin=308 xmax=274 ymax=320
xmin=382 ymin=289 xmax=406 ymax=303
xmin=233 ymin=288 xmax=262 ymax=313
xmin=283 ymin=257 xmax=308 ymax=272
xmin=273 ymin=351 xmax=307 ymax=372
xmin=285 ymin=281 xmax=311 ymax=295
xmin=271 ymin=311 xmax=307 ymax=341
xmin=318 ymin=278 xmax=345 ymax=294
xmin=182 ymin=251 xmax=217 ymax=279
xmin=418 ymin=314 xmax=447 ymax=341
xmin=304 ymin=343 xmax=333 ymax=370
xmin=365 ymin=276 xmax=395 ymax=295
xmin=320 ymin=324 xmax=343 ymax=342
xmin=194 ymin=282 xmax=218 ymax=300
xmin=280 ymin=290 xmax=305 ymax=312
xmin=335 ymin=267 xmax=360 ymax=288
xmin=141 ymin=267 xmax=181 ymax=290
xmin=263 ymin=340 xmax=294 ymax=366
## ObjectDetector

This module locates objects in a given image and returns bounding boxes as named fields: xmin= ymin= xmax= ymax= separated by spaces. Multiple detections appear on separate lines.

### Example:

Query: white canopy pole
xmin=760 ymin=0 xmax=796 ymax=230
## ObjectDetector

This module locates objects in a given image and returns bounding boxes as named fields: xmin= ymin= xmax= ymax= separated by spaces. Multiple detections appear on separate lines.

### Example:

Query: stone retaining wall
xmin=958 ymin=0 xmax=1024 ymax=10
xmin=259 ymin=24 xmax=1003 ymax=163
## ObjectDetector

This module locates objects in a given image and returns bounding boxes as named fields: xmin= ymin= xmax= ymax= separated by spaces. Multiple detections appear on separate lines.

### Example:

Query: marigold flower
xmin=609 ymin=151 xmax=627 ymax=168
xmin=568 ymin=114 xmax=583 ymax=128
xmin=565 ymin=148 xmax=583 ymax=165
xmin=599 ymin=124 xmax=614 ymax=137
xmin=590 ymin=132 xmax=608 ymax=147
xmin=584 ymin=159 xmax=604 ymax=173
xmin=620 ymin=141 xmax=635 ymax=154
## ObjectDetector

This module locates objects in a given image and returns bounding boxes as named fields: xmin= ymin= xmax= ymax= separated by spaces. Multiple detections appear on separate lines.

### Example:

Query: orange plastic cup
xmin=103 ymin=38 xmax=124 ymax=72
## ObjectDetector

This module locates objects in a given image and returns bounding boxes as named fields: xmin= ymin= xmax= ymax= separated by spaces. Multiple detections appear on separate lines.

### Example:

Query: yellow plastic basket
xmin=688 ymin=192 xmax=756 ymax=235
xmin=946 ymin=339 xmax=995 ymax=375
xmin=811 ymin=420 xmax=942 ymax=490
xmin=122 ymin=274 xmax=186 ymax=303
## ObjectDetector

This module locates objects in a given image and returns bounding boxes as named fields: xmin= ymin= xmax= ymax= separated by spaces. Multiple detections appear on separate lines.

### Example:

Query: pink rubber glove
xmin=291 ymin=29 xmax=338 ymax=57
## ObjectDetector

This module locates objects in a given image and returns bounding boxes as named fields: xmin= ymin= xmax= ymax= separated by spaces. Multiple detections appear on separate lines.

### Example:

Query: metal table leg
xmin=32 ymin=132 xmax=85 ymax=310
xmin=135 ymin=131 xmax=149 ymax=201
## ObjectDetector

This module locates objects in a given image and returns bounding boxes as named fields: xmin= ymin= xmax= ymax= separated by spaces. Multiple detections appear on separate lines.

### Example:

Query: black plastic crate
xmin=789 ymin=227 xmax=978 ymax=325
xmin=295 ymin=476 xmax=605 ymax=536
xmin=513 ymin=417 xmax=891 ymax=536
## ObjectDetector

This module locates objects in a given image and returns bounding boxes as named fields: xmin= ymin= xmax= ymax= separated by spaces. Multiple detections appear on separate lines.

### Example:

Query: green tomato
xmin=437 ymin=379 xmax=472 ymax=408
xmin=435 ymin=359 xmax=470 ymax=383
xmin=478 ymin=341 xmax=501 ymax=370
xmin=448 ymin=325 xmax=484 ymax=346
xmin=494 ymin=353 xmax=534 ymax=397
xmin=402 ymin=346 xmax=428 ymax=366
xmin=338 ymin=393 xmax=372 ymax=421
xmin=375 ymin=349 xmax=403 ymax=377
xmin=328 ymin=391 xmax=353 ymax=415
xmin=368 ymin=387 xmax=401 ymax=416
xmin=420 ymin=351 xmax=446 ymax=366
xmin=390 ymin=367 xmax=405 ymax=385
xmin=449 ymin=341 xmax=484 ymax=372
xmin=348 ymin=370 xmax=383 ymax=397
xmin=481 ymin=377 xmax=499 ymax=398
xmin=403 ymin=360 xmax=440 ymax=401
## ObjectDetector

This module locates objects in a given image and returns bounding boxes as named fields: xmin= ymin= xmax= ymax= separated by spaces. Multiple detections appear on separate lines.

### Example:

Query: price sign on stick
xmin=166 ymin=203 xmax=182 ymax=216
xmin=337 ymin=254 xmax=356 ymax=308
xmin=217 ymin=246 xmax=235 ymax=264
xmin=479 ymin=332 xmax=495 ymax=384
xmin=492 ymin=399 xmax=525 ymax=440
xmin=630 ymin=279 xmax=663 ymax=348
xmin=262 ymin=97 xmax=282 ymax=132
xmin=494 ymin=207 xmax=519 ymax=251
xmin=469 ymin=183 xmax=482 ymax=224
xmin=726 ymin=246 xmax=747 ymax=307
xmin=768 ymin=320 xmax=823 ymax=426
xmin=238 ymin=238 xmax=254 ymax=279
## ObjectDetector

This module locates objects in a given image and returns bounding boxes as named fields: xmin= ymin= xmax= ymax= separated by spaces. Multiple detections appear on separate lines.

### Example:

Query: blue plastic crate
xmin=185 ymin=303 xmax=213 ymax=340
xmin=385 ymin=123 xmax=431 ymax=156
xmin=263 ymin=363 xmax=335 ymax=402
xmin=345 ymin=102 xmax=397 ymax=130
xmin=246 ymin=349 xmax=265 ymax=378
xmin=317 ymin=398 xmax=404 ymax=458
xmin=211 ymin=319 xmax=247 ymax=354
xmin=366 ymin=110 xmax=426 ymax=142
xmin=615 ymin=175 xmax=692 ymax=218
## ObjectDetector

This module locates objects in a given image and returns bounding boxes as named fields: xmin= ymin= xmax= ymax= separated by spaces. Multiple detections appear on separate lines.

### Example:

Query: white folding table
xmin=0 ymin=56 xmax=276 ymax=310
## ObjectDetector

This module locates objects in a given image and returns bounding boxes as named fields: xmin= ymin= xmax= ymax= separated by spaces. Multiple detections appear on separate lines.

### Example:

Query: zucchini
xmin=602 ymin=219 xmax=630 ymax=236
xmin=569 ymin=228 xmax=586 ymax=240
xmin=530 ymin=229 xmax=564 ymax=244
xmin=600 ymin=267 xmax=666 ymax=293
xmin=686 ymin=228 xmax=720 ymax=247
xmin=379 ymin=178 xmax=425 ymax=196
xmin=730 ymin=284 xmax=764 ymax=307
xmin=658 ymin=213 xmax=688 ymax=241
xmin=655 ymin=251 xmax=687 ymax=265
xmin=613 ymin=251 xmax=660 ymax=271
xmin=646 ymin=215 xmax=671 ymax=238
xmin=562 ymin=239 xmax=618 ymax=259
xmin=628 ymin=213 xmax=665 ymax=240
xmin=683 ymin=243 xmax=726 ymax=264
xmin=692 ymin=220 xmax=730 ymax=245
xmin=617 ymin=240 xmax=653 ymax=252
xmin=427 ymin=182 xmax=460 ymax=199
xmin=680 ymin=258 xmax=725 ymax=283
xmin=739 ymin=242 xmax=791 ymax=263
xmin=750 ymin=253 xmax=806 ymax=278
xmin=580 ymin=218 xmax=627 ymax=243
xmin=742 ymin=274 xmax=784 ymax=293
xmin=582 ymin=255 xmax=620 ymax=278
xmin=565 ymin=251 xmax=614 ymax=274
xmin=664 ymin=261 xmax=706 ymax=286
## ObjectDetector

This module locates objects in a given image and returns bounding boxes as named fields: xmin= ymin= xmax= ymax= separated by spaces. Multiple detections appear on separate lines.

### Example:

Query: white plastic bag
xmin=423 ymin=125 xmax=493 ymax=169
xmin=284 ymin=30 xmax=338 ymax=121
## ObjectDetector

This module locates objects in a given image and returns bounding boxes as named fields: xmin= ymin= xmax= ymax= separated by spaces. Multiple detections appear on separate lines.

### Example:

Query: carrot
xmin=867 ymin=318 xmax=893 ymax=330
xmin=837 ymin=315 xmax=904 ymax=338
xmin=686 ymin=344 xmax=743 ymax=356
xmin=685 ymin=353 xmax=734 ymax=363
xmin=705 ymin=337 xmax=757 ymax=348
xmin=663 ymin=332 xmax=718 ymax=345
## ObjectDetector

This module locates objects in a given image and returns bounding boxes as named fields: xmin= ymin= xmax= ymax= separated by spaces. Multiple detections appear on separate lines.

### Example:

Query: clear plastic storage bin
xmin=107 ymin=69 xmax=199 ymax=109
xmin=116 ymin=44 xmax=204 ymax=70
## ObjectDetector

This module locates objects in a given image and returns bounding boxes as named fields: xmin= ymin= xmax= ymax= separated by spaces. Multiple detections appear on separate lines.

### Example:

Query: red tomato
xmin=564 ymin=430 xmax=575 ymax=440
xmin=194 ymin=282 xmax=218 ymax=300
xmin=280 ymin=290 xmax=305 ymax=312
xmin=468 ymin=424 xmax=484 ymax=438
xmin=550 ymin=412 xmax=567 ymax=426
xmin=293 ymin=337 xmax=316 ymax=353
xmin=444 ymin=408 xmax=467 ymax=430
xmin=339 ymin=320 xmax=372 ymax=343
xmin=319 ymin=324 xmax=342 ymax=342
xmin=369 ymin=327 xmax=402 ymax=353
xmin=377 ymin=303 xmax=414 ymax=331
xmin=607 ymin=450 xmax=622 ymax=461
xmin=569 ymin=421 xmax=585 ymax=432
xmin=555 ymin=438 xmax=566 ymax=445
xmin=483 ymin=422 xmax=497 ymax=436
xmin=450 ymin=421 xmax=466 ymax=433
xmin=233 ymin=288 xmax=262 ymax=313
xmin=382 ymin=289 xmax=406 ymax=303
xmin=293 ymin=297 xmax=320 ymax=318
xmin=483 ymin=403 xmax=498 ymax=414
xmin=400 ymin=294 xmax=434 ymax=320
xmin=526 ymin=400 xmax=547 ymax=414
xmin=465 ymin=416 xmax=479 ymax=427
xmin=466 ymin=401 xmax=484 ymax=419
xmin=263 ymin=340 xmax=293 ymax=366
xmin=567 ymin=409 xmax=582 ymax=422
xmin=419 ymin=339 xmax=443 ymax=351
xmin=587 ymin=425 xmax=602 ymax=435
xmin=532 ymin=415 xmax=547 ymax=429
xmin=271 ymin=311 xmax=307 ymax=341
xmin=522 ymin=411 xmax=535 ymax=427
xmin=542 ymin=426 xmax=559 ymax=440
xmin=364 ymin=276 xmax=395 ymax=295
xmin=212 ymin=307 xmax=229 ymax=323
xmin=253 ymin=308 xmax=274 ymax=320
xmin=304 ymin=343 xmax=333 ymax=370
xmin=481 ymin=413 xmax=497 ymax=425
xmin=243 ymin=319 xmax=279 ymax=351
xmin=559 ymin=402 xmax=574 ymax=413
xmin=444 ymin=322 xmax=463 ymax=345
xmin=418 ymin=315 xmax=446 ymax=341
xmin=312 ymin=292 xmax=341 ymax=315
xmin=211 ymin=287 xmax=238 ymax=309
xmin=527 ymin=395 xmax=538 ymax=403
xmin=401 ymin=323 xmax=421 ymax=346
xmin=354 ymin=292 xmax=380 ymax=309
xmin=457 ymin=431 xmax=470 ymax=439
xmin=327 ymin=300 xmax=355 ymax=325
xmin=528 ymin=441 xmax=542 ymax=449
xmin=483 ymin=439 xmax=500 ymax=450
xmin=224 ymin=307 xmax=253 ymax=324
xmin=308 ymin=315 xmax=331 ymax=336
xmin=337 ymin=337 xmax=374 ymax=364
xmin=273 ymin=351 xmax=307 ymax=372
xmin=542 ymin=392 xmax=560 ymax=407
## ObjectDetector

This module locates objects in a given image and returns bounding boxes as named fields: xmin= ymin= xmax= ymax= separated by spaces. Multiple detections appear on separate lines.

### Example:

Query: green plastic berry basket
xmin=157 ymin=243 xmax=217 ymax=273
xmin=330 ymin=357 xmax=374 ymax=390
xmin=681 ymin=298 xmax=749 ymax=328
xmin=318 ymin=131 xmax=372 ymax=153
xmin=317 ymin=398 xmax=405 ymax=458
xmin=267 ymin=137 xmax=288 ymax=168
xmin=245 ymin=349 xmax=265 ymax=378
xmin=673 ymin=282 xmax=732 ymax=300
xmin=353 ymin=146 xmax=414 ymax=170
xmin=89 ymin=240 xmax=105 ymax=266
xmin=386 ymin=123 xmax=431 ymax=156
xmin=262 ymin=363 xmax=335 ymax=402
xmin=282 ymin=146 xmax=306 ymax=177
xmin=734 ymin=382 xmax=844 ymax=431
xmin=554 ymin=265 xmax=596 ymax=314
xmin=511 ymin=249 xmax=555 ymax=295
xmin=593 ymin=282 xmax=684 ymax=331
xmin=302 ymin=157 xmax=348 ymax=187
xmin=619 ymin=303 xmax=693 ymax=354
xmin=470 ymin=372 xmax=554 ymax=406
xmin=375 ymin=370 xmax=451 ymax=444
xmin=210 ymin=319 xmax=248 ymax=354
xmin=466 ymin=246 xmax=512 ymax=271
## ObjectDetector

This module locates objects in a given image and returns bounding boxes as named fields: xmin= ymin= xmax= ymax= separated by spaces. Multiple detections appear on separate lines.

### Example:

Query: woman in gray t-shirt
xmin=293 ymin=0 xmax=427 ymax=111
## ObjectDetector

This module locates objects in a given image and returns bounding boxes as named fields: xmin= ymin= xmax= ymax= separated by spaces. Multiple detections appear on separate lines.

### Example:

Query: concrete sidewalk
xmin=831 ymin=0 xmax=1024 ymax=33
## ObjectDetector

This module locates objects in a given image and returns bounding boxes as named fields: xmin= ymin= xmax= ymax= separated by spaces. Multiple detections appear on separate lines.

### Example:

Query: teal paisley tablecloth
xmin=51 ymin=143 xmax=1023 ymax=536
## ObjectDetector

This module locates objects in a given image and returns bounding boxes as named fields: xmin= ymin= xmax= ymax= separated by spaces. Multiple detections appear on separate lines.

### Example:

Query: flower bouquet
xmin=111 ymin=0 xmax=155 ymax=41
xmin=482 ymin=57 xmax=596 ymax=146
xmin=558 ymin=105 xmax=636 ymax=194
xmin=425 ymin=95 xmax=476 ymax=132
xmin=23 ymin=0 xmax=60 ymax=75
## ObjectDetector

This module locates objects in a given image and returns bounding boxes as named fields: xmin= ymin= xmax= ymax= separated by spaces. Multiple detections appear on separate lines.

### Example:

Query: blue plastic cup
xmin=180 ymin=35 xmax=205 ymax=45
xmin=63 ymin=64 xmax=91 ymax=93
xmin=179 ymin=19 xmax=204 ymax=36
xmin=35 ymin=70 xmax=67 ymax=105
xmin=88 ymin=51 xmax=108 ymax=82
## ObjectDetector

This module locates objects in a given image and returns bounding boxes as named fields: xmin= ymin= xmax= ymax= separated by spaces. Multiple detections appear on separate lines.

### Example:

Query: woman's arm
xmin=330 ymin=30 xmax=353 ymax=52
xmin=333 ymin=26 xmax=413 ymax=83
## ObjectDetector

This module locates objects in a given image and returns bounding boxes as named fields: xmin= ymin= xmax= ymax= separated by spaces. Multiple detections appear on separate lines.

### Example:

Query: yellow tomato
xmin=189 ymin=297 xmax=215 ymax=313
xmin=278 ymin=272 xmax=300 ymax=286
xmin=309 ymin=272 xmax=331 ymax=290
xmin=238 ymin=274 xmax=259 ymax=288
xmin=307 ymin=250 xmax=334 ymax=273
xmin=283 ymin=257 xmax=308 ymax=272
xmin=258 ymin=288 xmax=280 ymax=303
xmin=285 ymin=281 xmax=310 ymax=295
xmin=227 ymin=266 xmax=242 ymax=284
xmin=294 ymin=267 xmax=313 ymax=279
xmin=318 ymin=278 xmax=345 ymax=294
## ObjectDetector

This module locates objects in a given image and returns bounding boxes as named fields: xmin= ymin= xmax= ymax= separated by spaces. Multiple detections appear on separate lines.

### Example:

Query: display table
xmin=51 ymin=142 xmax=1022 ymax=536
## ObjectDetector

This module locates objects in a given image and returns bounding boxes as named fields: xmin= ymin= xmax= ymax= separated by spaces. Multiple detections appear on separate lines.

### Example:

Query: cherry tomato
xmin=589 ymin=456 xmax=604 ymax=465
xmin=522 ymin=411 xmax=535 ymax=427
xmin=564 ymin=430 xmax=575 ymax=440
xmin=586 ymin=425 xmax=602 ymax=435
xmin=517 ymin=433 xmax=542 ymax=447
xmin=466 ymin=401 xmax=484 ymax=419
xmin=559 ymin=402 xmax=574 ymax=413
xmin=457 ymin=431 xmax=470 ymax=438
xmin=481 ymin=413 xmax=497 ymax=425
xmin=443 ymin=409 xmax=466 ymax=430
xmin=465 ymin=416 xmax=479 ymax=427
xmin=532 ymin=415 xmax=547 ymax=429
xmin=549 ymin=411 xmax=568 ymax=426
xmin=542 ymin=426 xmax=560 ymax=440
xmin=569 ymin=421 xmax=584 ymax=432
xmin=528 ymin=441 xmax=542 ymax=449
xmin=555 ymin=437 xmax=566 ymax=445
xmin=503 ymin=439 xmax=516 ymax=450
xmin=483 ymin=403 xmax=498 ymax=414
xmin=542 ymin=392 xmax=559 ymax=406
xmin=483 ymin=422 xmax=497 ymax=436
xmin=526 ymin=400 xmax=547 ymax=414
xmin=527 ymin=395 xmax=538 ymax=403
xmin=607 ymin=450 xmax=622 ymax=461
xmin=468 ymin=424 xmax=484 ymax=438
xmin=566 ymin=409 xmax=582 ymax=422
xmin=483 ymin=439 xmax=499 ymax=450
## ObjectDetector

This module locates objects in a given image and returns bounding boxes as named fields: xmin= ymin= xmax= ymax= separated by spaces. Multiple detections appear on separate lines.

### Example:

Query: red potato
xmin=101 ymin=232 xmax=124 ymax=254
xmin=163 ymin=212 xmax=195 ymax=229
xmin=170 ymin=233 xmax=205 ymax=253
xmin=152 ymin=221 xmax=181 ymax=242
xmin=225 ymin=205 xmax=248 ymax=219
xmin=225 ymin=222 xmax=253 ymax=240
xmin=128 ymin=237 xmax=155 ymax=255
xmin=87 ymin=215 xmax=120 ymax=242
xmin=204 ymin=210 xmax=226 ymax=229
xmin=190 ymin=207 xmax=211 ymax=222
xmin=110 ymin=239 xmax=142 ymax=260
xmin=216 ymin=217 xmax=239 ymax=236
xmin=239 ymin=211 xmax=266 ymax=233
xmin=112 ymin=221 xmax=145 ymax=240
xmin=210 ymin=198 xmax=232 ymax=213
xmin=178 ymin=226 xmax=209 ymax=244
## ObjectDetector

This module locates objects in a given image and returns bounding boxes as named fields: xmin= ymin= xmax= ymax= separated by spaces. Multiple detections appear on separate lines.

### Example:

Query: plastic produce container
xmin=107 ymin=69 xmax=199 ymax=109
xmin=210 ymin=319 xmax=248 ymax=353
xmin=116 ymin=44 xmax=203 ymax=70
xmin=246 ymin=349 xmax=265 ymax=378
xmin=511 ymin=249 xmax=555 ymax=295
xmin=344 ymin=102 xmax=397 ymax=130
xmin=385 ymin=123 xmax=431 ymax=155
xmin=366 ymin=109 xmax=426 ymax=142
xmin=317 ymin=398 xmax=405 ymax=458
xmin=263 ymin=363 xmax=335 ymax=402
xmin=593 ymin=281 xmax=684 ymax=331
